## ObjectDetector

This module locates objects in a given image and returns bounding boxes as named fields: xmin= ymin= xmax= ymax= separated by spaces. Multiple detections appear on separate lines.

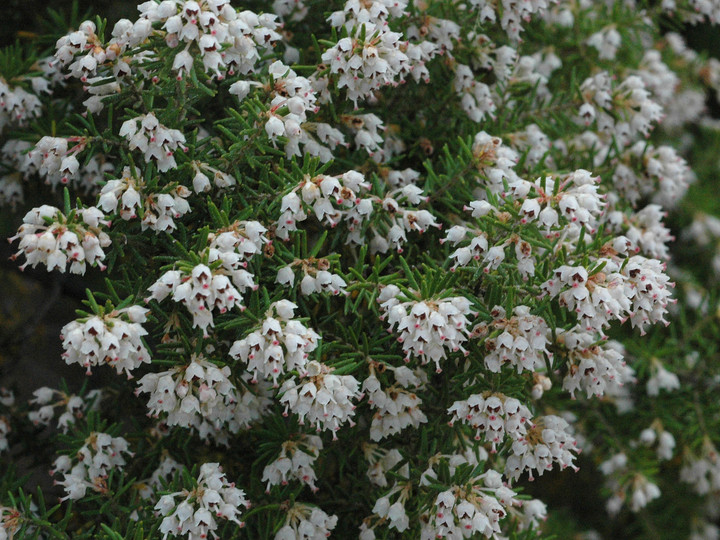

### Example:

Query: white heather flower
xmin=482 ymin=305 xmax=552 ymax=373
xmin=629 ymin=475 xmax=661 ymax=512
xmin=9 ymin=205 xmax=111 ymax=275
xmin=372 ymin=484 xmax=411 ymax=532
xmin=560 ymin=329 xmax=634 ymax=399
xmin=52 ymin=432 xmax=132 ymax=500
xmin=646 ymin=359 xmax=680 ymax=396
xmin=136 ymin=1 xmax=279 ymax=79
xmin=639 ymin=423 xmax=676 ymax=461
xmin=623 ymin=256 xmax=674 ymax=333
xmin=448 ymin=393 xmax=533 ymax=452
xmin=322 ymin=20 xmax=436 ymax=106
xmin=363 ymin=445 xmax=407 ymax=487
xmin=98 ymin=167 xmax=143 ymax=220
xmin=613 ymin=143 xmax=691 ymax=209
xmin=606 ymin=204 xmax=673 ymax=260
xmin=281 ymin=261 xmax=349 ymax=297
xmin=146 ymin=263 xmax=244 ymax=335
xmin=229 ymin=300 xmax=319 ymax=386
xmin=261 ymin=434 xmax=322 ymax=492
xmin=466 ymin=0 xmax=551 ymax=40
xmin=28 ymin=388 xmax=101 ymax=432
xmin=363 ymin=368 xmax=427 ymax=441
xmin=505 ymin=415 xmax=580 ymax=481
xmin=136 ymin=355 xmax=241 ymax=444
xmin=423 ymin=464 xmax=520 ymax=539
xmin=276 ymin=171 xmax=371 ymax=241
xmin=137 ymin=454 xmax=183 ymax=500
xmin=510 ymin=123 xmax=552 ymax=168
xmin=279 ymin=361 xmax=361 ymax=439
xmin=454 ymin=64 xmax=497 ymax=123
xmin=275 ymin=503 xmax=337 ymax=540
xmin=119 ymin=113 xmax=186 ymax=172
xmin=680 ymin=438 xmax=720 ymax=495
xmin=0 ymin=79 xmax=41 ymax=133
xmin=60 ymin=306 xmax=150 ymax=377
xmin=542 ymin=262 xmax=630 ymax=332
xmin=587 ymin=27 xmax=622 ymax=60
xmin=140 ymin=186 xmax=192 ymax=233
xmin=378 ymin=290 xmax=473 ymax=371
xmin=156 ymin=463 xmax=249 ymax=539
xmin=468 ymin=131 xmax=523 ymax=197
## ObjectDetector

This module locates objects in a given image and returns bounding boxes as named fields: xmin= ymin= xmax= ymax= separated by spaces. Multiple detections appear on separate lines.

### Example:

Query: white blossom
xmin=156 ymin=463 xmax=249 ymax=539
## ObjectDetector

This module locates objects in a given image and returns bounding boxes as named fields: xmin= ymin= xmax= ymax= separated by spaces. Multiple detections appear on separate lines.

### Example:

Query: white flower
xmin=378 ymin=290 xmax=473 ymax=372
xmin=229 ymin=301 xmax=319 ymax=386
xmin=279 ymin=361 xmax=361 ymax=439
xmin=448 ymin=393 xmax=532 ymax=453
xmin=120 ymin=113 xmax=186 ymax=172
xmin=156 ymin=463 xmax=249 ymax=538
xmin=261 ymin=435 xmax=322 ymax=492
xmin=505 ymin=415 xmax=580 ymax=481
xmin=274 ymin=503 xmax=337 ymax=540
xmin=363 ymin=368 xmax=427 ymax=441
xmin=146 ymin=264 xmax=244 ymax=335
xmin=560 ymin=329 xmax=634 ymax=399
xmin=52 ymin=432 xmax=132 ymax=501
xmin=9 ymin=205 xmax=110 ymax=275
xmin=136 ymin=355 xmax=257 ymax=444
xmin=482 ymin=305 xmax=551 ymax=373
xmin=646 ymin=359 xmax=680 ymax=396
xmin=61 ymin=306 xmax=150 ymax=377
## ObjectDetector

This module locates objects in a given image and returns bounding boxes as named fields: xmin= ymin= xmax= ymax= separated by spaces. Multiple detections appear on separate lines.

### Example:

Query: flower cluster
xmin=560 ymin=330 xmax=635 ymax=399
xmin=155 ymin=463 xmax=249 ymax=539
xmin=276 ymin=260 xmax=348 ymax=297
xmin=279 ymin=361 xmax=361 ymax=438
xmin=363 ymin=363 xmax=427 ymax=441
xmin=542 ymin=255 xmax=674 ymax=334
xmin=136 ymin=355 xmax=249 ymax=443
xmin=277 ymin=171 xmax=371 ymax=239
xmin=275 ymin=503 xmax=337 ymax=540
xmin=505 ymin=415 xmax=579 ymax=481
xmin=377 ymin=285 xmax=473 ymax=371
xmin=142 ymin=186 xmax=192 ymax=233
xmin=364 ymin=444 xmax=407 ymax=487
xmin=322 ymin=14 xmax=437 ymax=106
xmin=448 ymin=393 xmax=533 ymax=452
xmin=422 ymin=466 xmax=522 ymax=539
xmin=98 ymin=166 xmax=143 ymax=220
xmin=614 ymin=143 xmax=692 ymax=209
xmin=680 ymin=438 xmax=720 ymax=496
xmin=0 ymin=79 xmax=41 ymax=131
xmin=207 ymin=221 xmax=268 ymax=291
xmin=261 ymin=434 xmax=322 ymax=492
xmin=23 ymin=136 xmax=107 ymax=190
xmin=146 ymin=264 xmax=245 ymax=334
xmin=476 ymin=305 xmax=551 ymax=374
xmin=137 ymin=454 xmax=183 ymax=500
xmin=60 ymin=305 xmax=150 ymax=377
xmin=600 ymin=454 xmax=662 ymax=514
xmin=9 ymin=205 xmax=110 ymax=274
xmin=277 ymin=169 xmax=438 ymax=252
xmin=139 ymin=1 xmax=280 ymax=78
xmin=579 ymin=73 xmax=663 ymax=148
xmin=119 ymin=113 xmax=186 ymax=172
xmin=28 ymin=387 xmax=101 ymax=432
xmin=229 ymin=300 xmax=319 ymax=386
xmin=51 ymin=432 xmax=132 ymax=500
